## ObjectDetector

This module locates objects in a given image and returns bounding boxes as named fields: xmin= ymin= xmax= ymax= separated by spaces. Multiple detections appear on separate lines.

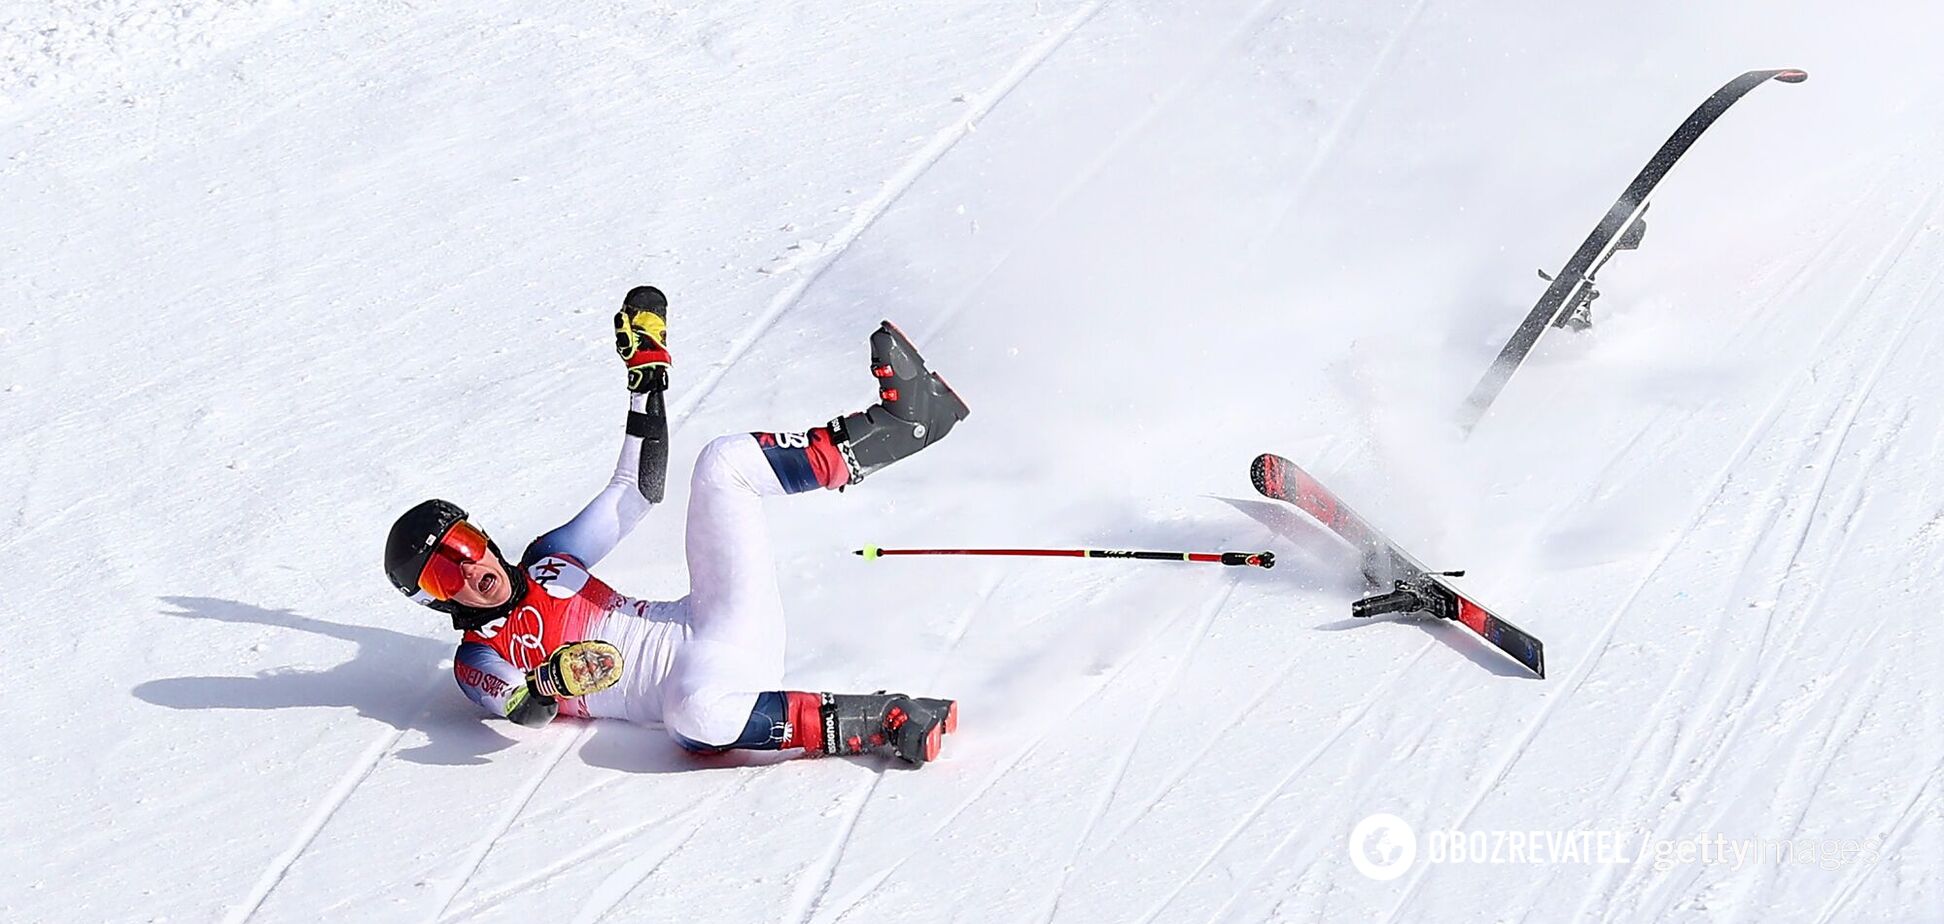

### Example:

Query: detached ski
xmin=1459 ymin=68 xmax=1808 ymax=433
xmin=1250 ymin=453 xmax=1545 ymax=678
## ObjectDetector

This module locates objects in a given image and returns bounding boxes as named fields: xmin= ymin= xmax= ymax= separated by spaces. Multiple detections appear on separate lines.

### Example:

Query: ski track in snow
xmin=667 ymin=0 xmax=1109 ymax=429
xmin=1630 ymin=193 xmax=1943 ymax=921
xmin=785 ymin=577 xmax=1002 ymax=924
xmin=1810 ymin=758 xmax=1944 ymax=924
xmin=1577 ymin=426 xmax=1878 ymax=921
xmin=817 ymin=578 xmax=1239 ymax=924
xmin=429 ymin=723 xmax=595 ymax=919
xmin=1586 ymin=398 xmax=1891 ymax=922
xmin=1242 ymin=0 xmax=1431 ymax=256
xmin=1039 ymin=580 xmax=1240 ymax=923
xmin=1091 ymin=593 xmax=1321 ymax=850
xmin=1201 ymin=684 xmax=1432 ymax=922
xmin=1136 ymin=641 xmax=1436 ymax=924
xmin=1711 ymin=664 xmax=1890 ymax=923
xmin=1594 ymin=197 xmax=1928 ymax=924
xmin=926 ymin=0 xmax=1307 ymax=342
xmin=1805 ymin=503 xmax=1944 ymax=921
xmin=227 ymin=712 xmax=424 ymax=923
xmin=1513 ymin=176 xmax=1913 ymax=885
xmin=567 ymin=770 xmax=770 ymax=924
xmin=436 ymin=777 xmax=743 ymax=920
xmin=1613 ymin=219 xmax=1944 ymax=922
xmin=1077 ymin=514 xmax=1425 ymax=918
xmin=1379 ymin=185 xmax=1944 ymax=923
xmin=1699 ymin=239 xmax=1944 ymax=923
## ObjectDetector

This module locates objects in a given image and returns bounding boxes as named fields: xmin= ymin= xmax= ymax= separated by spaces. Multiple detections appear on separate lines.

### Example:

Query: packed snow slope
xmin=4 ymin=1 xmax=1941 ymax=921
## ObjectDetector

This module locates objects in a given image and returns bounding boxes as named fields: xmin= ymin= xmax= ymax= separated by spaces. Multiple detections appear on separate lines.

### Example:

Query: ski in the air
xmin=1250 ymin=453 xmax=1545 ymax=678
xmin=1459 ymin=68 xmax=1808 ymax=433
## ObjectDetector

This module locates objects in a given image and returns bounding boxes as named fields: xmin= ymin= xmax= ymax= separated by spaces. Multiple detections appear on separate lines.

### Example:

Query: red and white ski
xmin=1250 ymin=453 xmax=1546 ymax=678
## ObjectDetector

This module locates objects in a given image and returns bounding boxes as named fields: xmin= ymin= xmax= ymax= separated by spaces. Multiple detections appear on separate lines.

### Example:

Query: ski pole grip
xmin=635 ymin=390 xmax=669 ymax=504
xmin=1220 ymin=551 xmax=1276 ymax=569
xmin=1353 ymin=588 xmax=1422 ymax=618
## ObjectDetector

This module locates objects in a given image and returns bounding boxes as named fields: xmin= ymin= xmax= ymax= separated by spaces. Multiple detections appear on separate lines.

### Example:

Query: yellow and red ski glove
xmin=614 ymin=286 xmax=670 ymax=393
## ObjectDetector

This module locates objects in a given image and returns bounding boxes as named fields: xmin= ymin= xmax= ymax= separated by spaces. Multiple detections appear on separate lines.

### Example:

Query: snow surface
xmin=4 ymin=0 xmax=1942 ymax=921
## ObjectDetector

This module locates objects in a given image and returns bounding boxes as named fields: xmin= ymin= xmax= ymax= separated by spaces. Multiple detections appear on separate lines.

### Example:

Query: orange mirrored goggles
xmin=417 ymin=520 xmax=492 ymax=601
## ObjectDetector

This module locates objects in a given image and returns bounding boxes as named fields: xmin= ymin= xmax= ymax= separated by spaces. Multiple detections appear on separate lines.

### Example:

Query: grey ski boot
xmin=827 ymin=321 xmax=970 ymax=485
xmin=815 ymin=692 xmax=949 ymax=765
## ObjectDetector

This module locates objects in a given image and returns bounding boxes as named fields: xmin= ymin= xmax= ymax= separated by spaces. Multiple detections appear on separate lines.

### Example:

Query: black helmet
xmin=384 ymin=498 xmax=469 ymax=599
xmin=384 ymin=498 xmax=524 ymax=631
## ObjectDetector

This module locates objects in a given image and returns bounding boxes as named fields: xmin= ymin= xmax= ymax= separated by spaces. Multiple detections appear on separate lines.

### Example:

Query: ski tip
xmin=1774 ymin=69 xmax=1809 ymax=84
xmin=1249 ymin=453 xmax=1280 ymax=495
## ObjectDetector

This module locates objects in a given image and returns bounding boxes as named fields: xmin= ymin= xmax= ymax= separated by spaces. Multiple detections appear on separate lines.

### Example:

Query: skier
xmin=383 ymin=287 xmax=968 ymax=765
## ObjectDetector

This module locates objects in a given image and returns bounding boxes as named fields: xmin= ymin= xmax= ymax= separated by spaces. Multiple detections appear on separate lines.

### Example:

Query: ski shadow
xmin=1416 ymin=618 xmax=1533 ymax=678
xmin=133 ymin=596 xmax=524 ymax=765
xmin=1315 ymin=614 xmax=1530 ymax=678
xmin=1210 ymin=495 xmax=1372 ymax=595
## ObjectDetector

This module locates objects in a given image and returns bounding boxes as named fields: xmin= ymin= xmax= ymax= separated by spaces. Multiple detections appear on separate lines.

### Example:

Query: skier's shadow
xmin=577 ymin=721 xmax=818 ymax=774
xmin=133 ymin=596 xmax=523 ymax=765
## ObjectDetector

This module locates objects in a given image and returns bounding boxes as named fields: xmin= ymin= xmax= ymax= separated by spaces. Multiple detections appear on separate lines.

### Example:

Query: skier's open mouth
xmin=477 ymin=572 xmax=499 ymax=595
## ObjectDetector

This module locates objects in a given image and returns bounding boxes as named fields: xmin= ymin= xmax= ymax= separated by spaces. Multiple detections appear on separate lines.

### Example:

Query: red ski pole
xmin=854 ymin=546 xmax=1274 ymax=568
